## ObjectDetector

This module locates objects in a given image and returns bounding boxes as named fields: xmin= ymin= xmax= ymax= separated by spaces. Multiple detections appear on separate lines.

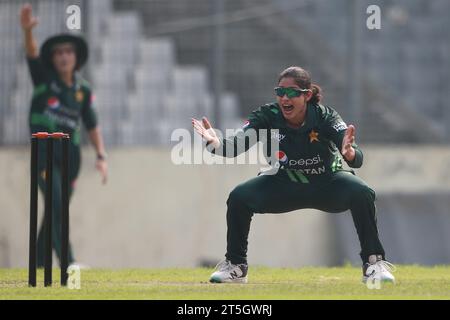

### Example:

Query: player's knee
xmin=352 ymin=184 xmax=376 ymax=203
xmin=227 ymin=184 xmax=250 ymax=207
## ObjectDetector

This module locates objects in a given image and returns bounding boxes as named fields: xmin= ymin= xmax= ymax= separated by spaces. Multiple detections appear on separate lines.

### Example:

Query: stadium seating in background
xmin=120 ymin=0 xmax=449 ymax=143
xmin=1 ymin=0 xmax=449 ymax=145
xmin=1 ymin=0 xmax=242 ymax=146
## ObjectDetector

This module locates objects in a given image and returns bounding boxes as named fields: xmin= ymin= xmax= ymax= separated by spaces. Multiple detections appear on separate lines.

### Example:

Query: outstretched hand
xmin=191 ymin=117 xmax=221 ymax=148
xmin=341 ymin=124 xmax=356 ymax=162
xmin=20 ymin=4 xmax=38 ymax=31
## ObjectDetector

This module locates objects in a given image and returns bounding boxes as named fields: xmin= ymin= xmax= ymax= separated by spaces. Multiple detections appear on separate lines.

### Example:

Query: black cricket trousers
xmin=225 ymin=170 xmax=385 ymax=265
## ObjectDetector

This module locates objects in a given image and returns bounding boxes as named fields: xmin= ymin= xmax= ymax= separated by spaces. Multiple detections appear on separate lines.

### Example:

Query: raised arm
xmin=20 ymin=4 xmax=39 ymax=58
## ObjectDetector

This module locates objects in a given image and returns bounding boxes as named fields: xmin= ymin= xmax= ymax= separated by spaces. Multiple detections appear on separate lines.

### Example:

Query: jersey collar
xmin=53 ymin=71 xmax=80 ymax=91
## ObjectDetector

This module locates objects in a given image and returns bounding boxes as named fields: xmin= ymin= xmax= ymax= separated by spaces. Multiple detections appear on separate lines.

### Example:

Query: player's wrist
xmin=210 ymin=138 xmax=221 ymax=149
xmin=96 ymin=153 xmax=107 ymax=161
xmin=23 ymin=26 xmax=34 ymax=34
xmin=206 ymin=138 xmax=221 ymax=149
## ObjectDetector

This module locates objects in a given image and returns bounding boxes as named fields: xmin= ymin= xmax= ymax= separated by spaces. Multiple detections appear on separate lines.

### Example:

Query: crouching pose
xmin=192 ymin=66 xmax=395 ymax=284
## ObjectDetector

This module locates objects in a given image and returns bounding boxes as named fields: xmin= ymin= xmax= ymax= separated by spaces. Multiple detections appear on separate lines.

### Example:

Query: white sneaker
xmin=362 ymin=255 xmax=396 ymax=284
xmin=68 ymin=262 xmax=90 ymax=270
xmin=209 ymin=260 xmax=248 ymax=283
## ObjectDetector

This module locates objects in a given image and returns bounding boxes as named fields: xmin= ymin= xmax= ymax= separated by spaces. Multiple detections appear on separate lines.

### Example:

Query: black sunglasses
xmin=274 ymin=87 xmax=310 ymax=98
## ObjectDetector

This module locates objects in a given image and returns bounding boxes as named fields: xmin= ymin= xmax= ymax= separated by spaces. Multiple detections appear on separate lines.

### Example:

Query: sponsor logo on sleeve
xmin=333 ymin=122 xmax=348 ymax=132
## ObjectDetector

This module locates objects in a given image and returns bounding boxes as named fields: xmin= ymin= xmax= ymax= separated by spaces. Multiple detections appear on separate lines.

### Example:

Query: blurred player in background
xmin=20 ymin=4 xmax=108 ymax=267
xmin=192 ymin=66 xmax=395 ymax=284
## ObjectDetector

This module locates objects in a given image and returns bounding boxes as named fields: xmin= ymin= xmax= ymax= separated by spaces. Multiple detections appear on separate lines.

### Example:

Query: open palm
xmin=341 ymin=125 xmax=356 ymax=162
xmin=20 ymin=4 xmax=38 ymax=30
xmin=191 ymin=117 xmax=220 ymax=147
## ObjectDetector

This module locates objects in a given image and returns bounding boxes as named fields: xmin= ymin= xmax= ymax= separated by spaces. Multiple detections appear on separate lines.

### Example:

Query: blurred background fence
xmin=0 ymin=0 xmax=449 ymax=267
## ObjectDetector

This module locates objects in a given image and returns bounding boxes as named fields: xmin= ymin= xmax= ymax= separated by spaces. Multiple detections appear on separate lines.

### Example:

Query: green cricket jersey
xmin=207 ymin=102 xmax=363 ymax=184
xmin=27 ymin=57 xmax=97 ymax=146
xmin=27 ymin=57 xmax=98 ymax=179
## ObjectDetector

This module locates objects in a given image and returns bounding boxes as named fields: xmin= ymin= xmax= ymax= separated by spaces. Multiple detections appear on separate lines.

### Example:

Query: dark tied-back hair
xmin=278 ymin=66 xmax=322 ymax=105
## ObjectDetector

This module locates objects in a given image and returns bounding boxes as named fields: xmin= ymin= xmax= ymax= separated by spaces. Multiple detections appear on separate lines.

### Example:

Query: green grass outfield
xmin=1 ymin=265 xmax=449 ymax=299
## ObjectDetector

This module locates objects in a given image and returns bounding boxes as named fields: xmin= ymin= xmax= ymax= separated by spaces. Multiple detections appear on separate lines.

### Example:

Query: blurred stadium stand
xmin=0 ymin=0 xmax=241 ymax=146
xmin=114 ymin=0 xmax=450 ymax=143
xmin=0 ymin=0 xmax=449 ymax=145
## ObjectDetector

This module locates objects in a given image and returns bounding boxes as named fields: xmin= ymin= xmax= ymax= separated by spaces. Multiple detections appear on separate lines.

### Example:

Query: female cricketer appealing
xmin=20 ymin=4 xmax=108 ymax=267
xmin=192 ymin=66 xmax=395 ymax=284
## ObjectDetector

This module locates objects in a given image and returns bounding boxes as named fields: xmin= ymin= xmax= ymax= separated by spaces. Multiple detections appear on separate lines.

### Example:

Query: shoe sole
xmin=209 ymin=276 xmax=248 ymax=284
xmin=362 ymin=276 xmax=395 ymax=284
